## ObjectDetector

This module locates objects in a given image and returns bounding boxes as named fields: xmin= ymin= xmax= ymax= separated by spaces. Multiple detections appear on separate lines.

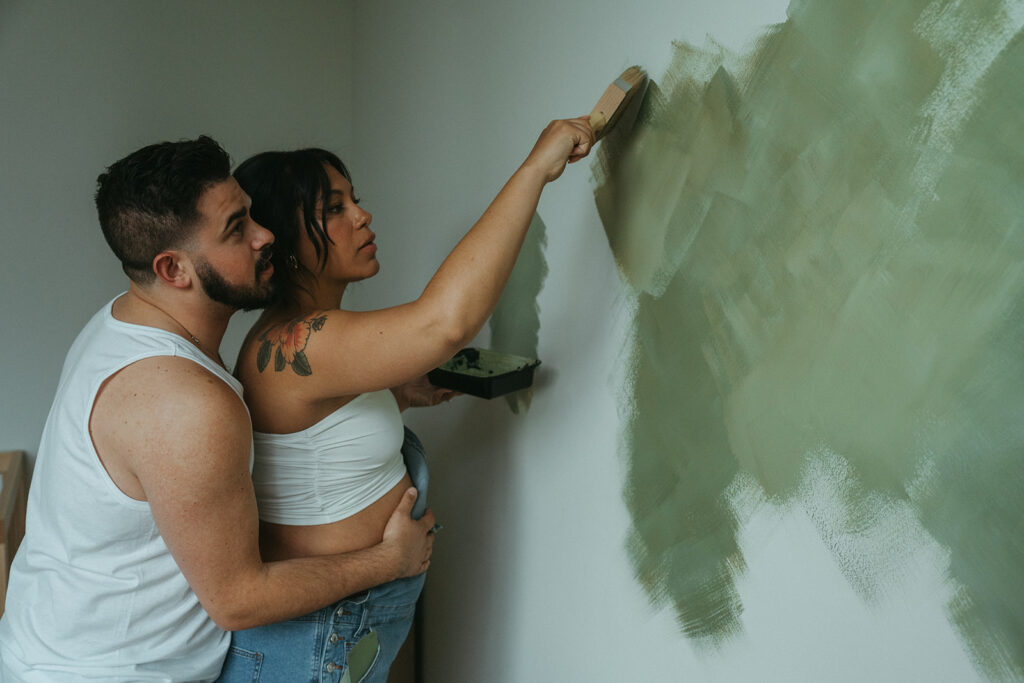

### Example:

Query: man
xmin=0 ymin=136 xmax=435 ymax=682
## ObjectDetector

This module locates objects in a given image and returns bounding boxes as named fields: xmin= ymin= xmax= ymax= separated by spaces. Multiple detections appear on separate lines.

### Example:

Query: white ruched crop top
xmin=251 ymin=389 xmax=408 ymax=525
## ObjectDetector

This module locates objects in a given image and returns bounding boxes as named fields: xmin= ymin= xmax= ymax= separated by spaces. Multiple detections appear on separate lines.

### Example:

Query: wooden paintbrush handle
xmin=589 ymin=67 xmax=646 ymax=140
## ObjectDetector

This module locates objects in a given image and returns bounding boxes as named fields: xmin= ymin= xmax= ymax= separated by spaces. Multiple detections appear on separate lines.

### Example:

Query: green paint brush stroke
xmin=594 ymin=0 xmax=1024 ymax=675
xmin=489 ymin=211 xmax=548 ymax=413
xmin=626 ymin=263 xmax=746 ymax=644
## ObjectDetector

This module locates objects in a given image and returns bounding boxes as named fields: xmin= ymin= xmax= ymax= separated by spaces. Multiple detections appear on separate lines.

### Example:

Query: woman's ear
xmin=152 ymin=251 xmax=193 ymax=289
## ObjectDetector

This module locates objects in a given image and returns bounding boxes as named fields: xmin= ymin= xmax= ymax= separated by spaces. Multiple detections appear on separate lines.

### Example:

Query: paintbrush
xmin=589 ymin=66 xmax=647 ymax=140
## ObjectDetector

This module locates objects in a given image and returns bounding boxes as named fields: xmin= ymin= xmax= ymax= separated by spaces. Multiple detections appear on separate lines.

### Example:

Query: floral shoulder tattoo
xmin=256 ymin=313 xmax=328 ymax=376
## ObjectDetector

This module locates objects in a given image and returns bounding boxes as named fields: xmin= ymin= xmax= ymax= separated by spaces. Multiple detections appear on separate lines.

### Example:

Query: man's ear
xmin=152 ymin=251 xmax=193 ymax=289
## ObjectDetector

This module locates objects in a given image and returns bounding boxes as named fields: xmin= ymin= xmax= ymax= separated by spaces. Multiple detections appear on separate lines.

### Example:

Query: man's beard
xmin=194 ymin=250 xmax=274 ymax=312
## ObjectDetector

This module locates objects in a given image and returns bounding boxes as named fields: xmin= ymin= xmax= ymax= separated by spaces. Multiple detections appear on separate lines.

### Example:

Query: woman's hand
xmin=390 ymin=376 xmax=461 ymax=411
xmin=521 ymin=117 xmax=596 ymax=183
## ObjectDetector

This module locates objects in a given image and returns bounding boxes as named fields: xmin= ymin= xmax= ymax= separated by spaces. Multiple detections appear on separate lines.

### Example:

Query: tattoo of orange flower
xmin=256 ymin=314 xmax=327 ymax=376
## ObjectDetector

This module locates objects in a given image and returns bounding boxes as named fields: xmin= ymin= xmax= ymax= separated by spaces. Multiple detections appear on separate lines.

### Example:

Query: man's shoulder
xmin=99 ymin=356 xmax=248 ymax=431
xmin=120 ymin=354 xmax=237 ymax=394
xmin=88 ymin=356 xmax=250 ymax=500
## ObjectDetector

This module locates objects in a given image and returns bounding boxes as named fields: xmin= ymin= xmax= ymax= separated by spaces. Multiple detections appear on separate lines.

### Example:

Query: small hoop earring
xmin=287 ymin=254 xmax=299 ymax=270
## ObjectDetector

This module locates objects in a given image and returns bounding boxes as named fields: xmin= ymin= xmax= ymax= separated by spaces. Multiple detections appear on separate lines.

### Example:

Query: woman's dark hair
xmin=233 ymin=148 xmax=353 ymax=308
xmin=95 ymin=135 xmax=231 ymax=283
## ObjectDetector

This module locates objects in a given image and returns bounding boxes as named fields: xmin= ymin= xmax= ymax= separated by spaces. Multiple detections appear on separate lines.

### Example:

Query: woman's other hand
xmin=521 ymin=117 xmax=596 ymax=183
xmin=390 ymin=375 xmax=461 ymax=411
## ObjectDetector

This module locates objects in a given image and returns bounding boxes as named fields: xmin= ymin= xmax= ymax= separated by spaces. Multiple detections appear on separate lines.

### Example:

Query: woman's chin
xmin=341 ymin=262 xmax=381 ymax=284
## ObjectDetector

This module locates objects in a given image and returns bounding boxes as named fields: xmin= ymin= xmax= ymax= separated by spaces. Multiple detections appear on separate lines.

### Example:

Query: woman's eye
xmin=327 ymin=204 xmax=344 ymax=214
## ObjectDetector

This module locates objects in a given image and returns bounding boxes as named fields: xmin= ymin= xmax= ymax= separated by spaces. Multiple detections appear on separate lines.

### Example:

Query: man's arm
xmin=90 ymin=356 xmax=434 ymax=631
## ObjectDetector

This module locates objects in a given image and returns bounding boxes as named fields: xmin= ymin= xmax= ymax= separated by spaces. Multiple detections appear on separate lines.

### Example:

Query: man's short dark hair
xmin=95 ymin=135 xmax=231 ymax=283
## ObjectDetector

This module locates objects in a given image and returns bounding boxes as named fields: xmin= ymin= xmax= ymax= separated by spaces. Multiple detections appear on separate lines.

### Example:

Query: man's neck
xmin=119 ymin=284 xmax=234 ymax=367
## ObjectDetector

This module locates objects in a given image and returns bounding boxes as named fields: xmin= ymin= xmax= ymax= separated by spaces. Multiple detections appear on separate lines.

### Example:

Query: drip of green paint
xmin=593 ymin=0 xmax=1024 ymax=675
xmin=489 ymin=211 xmax=548 ymax=413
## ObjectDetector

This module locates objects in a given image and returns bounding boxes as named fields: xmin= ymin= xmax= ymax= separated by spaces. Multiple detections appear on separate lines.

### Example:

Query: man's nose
xmin=251 ymin=220 xmax=274 ymax=247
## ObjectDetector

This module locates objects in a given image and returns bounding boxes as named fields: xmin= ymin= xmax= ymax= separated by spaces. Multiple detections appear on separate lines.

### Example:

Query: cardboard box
xmin=0 ymin=451 xmax=28 ymax=617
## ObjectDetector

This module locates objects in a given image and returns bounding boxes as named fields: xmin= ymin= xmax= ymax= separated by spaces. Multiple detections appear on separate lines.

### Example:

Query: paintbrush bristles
xmin=618 ymin=65 xmax=646 ymax=89
xmin=589 ymin=66 xmax=647 ymax=140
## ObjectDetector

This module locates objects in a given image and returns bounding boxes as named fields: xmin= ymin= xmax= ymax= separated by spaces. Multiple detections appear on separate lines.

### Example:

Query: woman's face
xmin=298 ymin=164 xmax=379 ymax=283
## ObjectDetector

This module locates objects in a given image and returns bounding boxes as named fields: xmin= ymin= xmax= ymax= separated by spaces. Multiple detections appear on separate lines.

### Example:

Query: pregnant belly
xmin=258 ymin=472 xmax=414 ymax=561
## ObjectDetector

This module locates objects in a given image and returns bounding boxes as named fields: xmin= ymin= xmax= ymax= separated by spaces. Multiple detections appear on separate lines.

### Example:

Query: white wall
xmin=0 ymin=1 xmax=990 ymax=680
xmin=0 ymin=0 xmax=354 ymax=462
xmin=349 ymin=2 xmax=983 ymax=681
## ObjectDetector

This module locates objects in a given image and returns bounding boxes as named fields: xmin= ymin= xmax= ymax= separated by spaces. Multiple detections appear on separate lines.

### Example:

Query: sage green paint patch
xmin=489 ymin=211 xmax=548 ymax=413
xmin=594 ymin=0 xmax=1024 ymax=675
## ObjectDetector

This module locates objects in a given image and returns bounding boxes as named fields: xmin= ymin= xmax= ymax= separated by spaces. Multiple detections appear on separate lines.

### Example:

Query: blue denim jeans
xmin=217 ymin=572 xmax=425 ymax=683
xmin=218 ymin=428 xmax=429 ymax=682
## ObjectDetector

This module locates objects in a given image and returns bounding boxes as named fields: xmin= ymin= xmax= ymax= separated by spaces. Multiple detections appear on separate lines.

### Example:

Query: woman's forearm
xmin=416 ymin=118 xmax=593 ymax=346
xmin=419 ymin=163 xmax=547 ymax=345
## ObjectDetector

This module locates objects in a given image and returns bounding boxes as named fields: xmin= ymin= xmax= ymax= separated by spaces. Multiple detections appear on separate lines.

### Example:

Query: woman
xmin=221 ymin=117 xmax=593 ymax=682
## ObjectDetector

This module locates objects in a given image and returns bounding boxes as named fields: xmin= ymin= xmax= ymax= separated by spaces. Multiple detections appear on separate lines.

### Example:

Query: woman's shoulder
xmin=239 ymin=303 xmax=431 ymax=405
xmin=237 ymin=308 xmax=335 ymax=381
xmin=235 ymin=308 xmax=361 ymax=432
xmin=251 ymin=309 xmax=335 ymax=375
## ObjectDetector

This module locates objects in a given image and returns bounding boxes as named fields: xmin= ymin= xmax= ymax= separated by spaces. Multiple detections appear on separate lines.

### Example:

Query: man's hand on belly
xmin=381 ymin=487 xmax=436 ymax=578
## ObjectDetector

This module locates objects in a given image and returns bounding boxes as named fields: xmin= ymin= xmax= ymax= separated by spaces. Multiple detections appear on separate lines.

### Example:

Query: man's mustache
xmin=256 ymin=248 xmax=273 ymax=271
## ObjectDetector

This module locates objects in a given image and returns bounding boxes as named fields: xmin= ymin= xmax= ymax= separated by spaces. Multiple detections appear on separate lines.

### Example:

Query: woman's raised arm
xmin=262 ymin=117 xmax=594 ymax=399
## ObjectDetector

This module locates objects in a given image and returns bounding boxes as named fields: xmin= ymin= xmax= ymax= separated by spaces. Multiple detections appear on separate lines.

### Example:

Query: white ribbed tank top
xmin=0 ymin=296 xmax=249 ymax=682
xmin=252 ymin=390 xmax=407 ymax=525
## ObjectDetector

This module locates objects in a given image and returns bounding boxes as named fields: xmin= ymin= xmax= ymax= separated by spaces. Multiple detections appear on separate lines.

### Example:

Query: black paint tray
xmin=427 ymin=347 xmax=541 ymax=399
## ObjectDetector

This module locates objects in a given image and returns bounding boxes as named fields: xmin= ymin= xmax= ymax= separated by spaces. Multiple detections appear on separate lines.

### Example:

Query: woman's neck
xmin=289 ymin=278 xmax=348 ymax=314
